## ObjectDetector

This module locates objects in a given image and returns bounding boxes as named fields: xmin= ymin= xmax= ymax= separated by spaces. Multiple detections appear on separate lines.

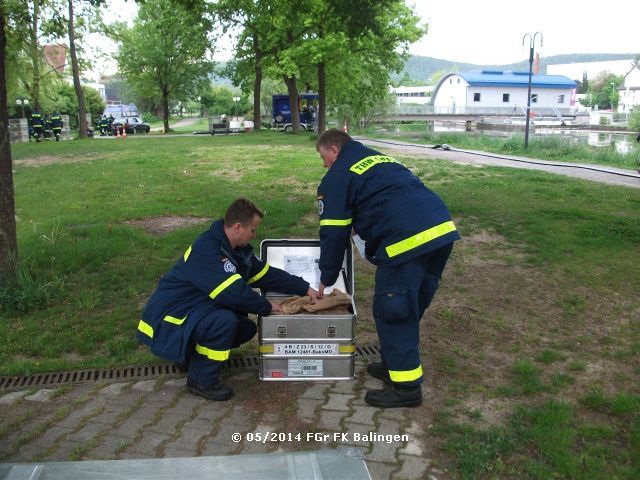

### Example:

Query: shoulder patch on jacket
xmin=223 ymin=260 xmax=236 ymax=273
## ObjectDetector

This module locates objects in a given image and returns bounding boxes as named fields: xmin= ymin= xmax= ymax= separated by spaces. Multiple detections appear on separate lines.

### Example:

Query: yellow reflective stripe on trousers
xmin=248 ymin=264 xmax=269 ymax=284
xmin=138 ymin=320 xmax=154 ymax=338
xmin=209 ymin=274 xmax=242 ymax=299
xmin=350 ymin=155 xmax=401 ymax=175
xmin=320 ymin=218 xmax=352 ymax=226
xmin=163 ymin=315 xmax=186 ymax=325
xmin=389 ymin=365 xmax=423 ymax=383
xmin=385 ymin=221 xmax=456 ymax=258
xmin=195 ymin=343 xmax=230 ymax=361
xmin=183 ymin=245 xmax=192 ymax=262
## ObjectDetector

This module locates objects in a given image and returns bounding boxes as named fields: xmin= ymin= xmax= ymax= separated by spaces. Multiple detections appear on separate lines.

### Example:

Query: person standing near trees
xmin=314 ymin=129 xmax=460 ymax=408
xmin=137 ymin=198 xmax=319 ymax=401
xmin=50 ymin=112 xmax=63 ymax=141
xmin=30 ymin=109 xmax=44 ymax=142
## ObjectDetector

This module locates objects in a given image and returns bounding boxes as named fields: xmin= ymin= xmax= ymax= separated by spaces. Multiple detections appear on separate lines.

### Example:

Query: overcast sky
xmin=94 ymin=0 xmax=639 ymax=76
xmin=408 ymin=1 xmax=639 ymax=64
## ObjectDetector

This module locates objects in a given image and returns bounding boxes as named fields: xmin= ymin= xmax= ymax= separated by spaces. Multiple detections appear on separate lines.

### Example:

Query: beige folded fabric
xmin=277 ymin=289 xmax=352 ymax=315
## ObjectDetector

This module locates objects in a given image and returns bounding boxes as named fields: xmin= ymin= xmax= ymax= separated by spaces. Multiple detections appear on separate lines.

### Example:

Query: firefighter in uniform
xmin=99 ymin=115 xmax=109 ymax=136
xmin=50 ymin=112 xmax=63 ymax=141
xmin=137 ymin=198 xmax=319 ymax=401
xmin=315 ymin=129 xmax=460 ymax=408
xmin=30 ymin=110 xmax=44 ymax=142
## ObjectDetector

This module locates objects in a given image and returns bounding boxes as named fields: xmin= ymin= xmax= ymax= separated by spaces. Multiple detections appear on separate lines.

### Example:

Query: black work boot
xmin=186 ymin=377 xmax=233 ymax=401
xmin=367 ymin=361 xmax=391 ymax=383
xmin=365 ymin=384 xmax=422 ymax=408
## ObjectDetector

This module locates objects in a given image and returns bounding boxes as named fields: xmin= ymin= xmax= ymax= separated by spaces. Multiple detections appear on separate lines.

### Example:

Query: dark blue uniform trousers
xmin=187 ymin=308 xmax=257 ymax=386
xmin=373 ymin=243 xmax=453 ymax=386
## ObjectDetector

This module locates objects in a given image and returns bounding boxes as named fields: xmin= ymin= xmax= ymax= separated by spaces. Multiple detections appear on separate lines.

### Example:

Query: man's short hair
xmin=315 ymin=128 xmax=352 ymax=151
xmin=224 ymin=198 xmax=264 ymax=227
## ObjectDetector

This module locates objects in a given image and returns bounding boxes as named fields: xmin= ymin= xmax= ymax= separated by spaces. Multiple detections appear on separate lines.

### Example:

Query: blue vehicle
xmin=272 ymin=93 xmax=318 ymax=131
xmin=103 ymin=103 xmax=139 ymax=119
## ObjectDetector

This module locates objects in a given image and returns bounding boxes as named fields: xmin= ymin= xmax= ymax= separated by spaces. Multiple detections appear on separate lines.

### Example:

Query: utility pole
xmin=522 ymin=32 xmax=543 ymax=149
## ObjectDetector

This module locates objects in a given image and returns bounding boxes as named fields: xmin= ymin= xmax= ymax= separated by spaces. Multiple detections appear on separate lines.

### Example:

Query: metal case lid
xmin=260 ymin=239 xmax=354 ymax=295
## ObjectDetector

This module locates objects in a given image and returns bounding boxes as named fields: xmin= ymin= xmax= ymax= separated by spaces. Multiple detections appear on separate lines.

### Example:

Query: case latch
xmin=276 ymin=325 xmax=287 ymax=337
xmin=326 ymin=325 xmax=337 ymax=337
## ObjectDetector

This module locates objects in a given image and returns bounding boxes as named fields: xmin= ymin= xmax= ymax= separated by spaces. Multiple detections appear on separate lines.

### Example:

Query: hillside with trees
xmin=393 ymin=53 xmax=637 ymax=84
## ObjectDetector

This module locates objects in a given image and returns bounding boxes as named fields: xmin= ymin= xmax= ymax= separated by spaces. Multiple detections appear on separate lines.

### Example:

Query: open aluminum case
xmin=258 ymin=239 xmax=356 ymax=381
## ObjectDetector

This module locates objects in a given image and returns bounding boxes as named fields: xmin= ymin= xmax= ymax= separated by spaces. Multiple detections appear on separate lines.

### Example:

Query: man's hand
xmin=268 ymin=299 xmax=282 ymax=314
xmin=307 ymin=287 xmax=320 ymax=303
xmin=318 ymin=283 xmax=326 ymax=298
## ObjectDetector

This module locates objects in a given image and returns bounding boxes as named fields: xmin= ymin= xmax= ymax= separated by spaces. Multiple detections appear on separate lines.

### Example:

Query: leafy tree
xmin=320 ymin=0 xmax=425 ymax=130
xmin=580 ymin=71 xmax=624 ymax=110
xmin=1 ymin=1 xmax=31 ymax=285
xmin=114 ymin=0 xmax=215 ymax=133
xmin=49 ymin=82 xmax=104 ymax=127
xmin=215 ymin=0 xmax=278 ymax=130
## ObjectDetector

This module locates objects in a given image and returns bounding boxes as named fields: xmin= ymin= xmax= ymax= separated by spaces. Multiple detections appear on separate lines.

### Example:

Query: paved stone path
xmin=356 ymin=137 xmax=640 ymax=189
xmin=0 ymin=359 xmax=447 ymax=480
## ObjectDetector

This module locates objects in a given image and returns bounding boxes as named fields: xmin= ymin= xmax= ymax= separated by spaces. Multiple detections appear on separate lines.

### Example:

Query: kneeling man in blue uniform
xmin=315 ymin=129 xmax=460 ymax=408
xmin=137 ymin=198 xmax=318 ymax=401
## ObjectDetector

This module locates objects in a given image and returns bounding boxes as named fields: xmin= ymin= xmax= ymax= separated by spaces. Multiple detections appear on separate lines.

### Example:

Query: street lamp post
xmin=15 ymin=98 xmax=29 ymax=119
xmin=610 ymin=82 xmax=616 ymax=112
xmin=197 ymin=96 xmax=202 ymax=118
xmin=232 ymin=96 xmax=240 ymax=117
xmin=522 ymin=32 xmax=543 ymax=149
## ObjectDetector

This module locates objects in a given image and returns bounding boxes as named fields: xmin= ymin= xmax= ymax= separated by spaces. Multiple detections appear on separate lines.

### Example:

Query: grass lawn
xmin=2 ymin=130 xmax=639 ymax=478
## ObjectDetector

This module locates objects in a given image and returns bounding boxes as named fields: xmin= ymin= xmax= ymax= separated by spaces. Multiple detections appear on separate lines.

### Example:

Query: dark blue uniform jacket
xmin=137 ymin=219 xmax=309 ymax=362
xmin=317 ymin=140 xmax=460 ymax=286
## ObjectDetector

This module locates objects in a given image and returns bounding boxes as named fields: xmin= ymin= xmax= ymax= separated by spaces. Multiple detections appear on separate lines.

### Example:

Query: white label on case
xmin=288 ymin=359 xmax=323 ymax=376
xmin=275 ymin=343 xmax=338 ymax=355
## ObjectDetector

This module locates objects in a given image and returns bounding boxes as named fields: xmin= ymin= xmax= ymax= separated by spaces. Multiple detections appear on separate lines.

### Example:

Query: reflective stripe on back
xmin=209 ymin=274 xmax=242 ymax=299
xmin=385 ymin=221 xmax=456 ymax=258
xmin=389 ymin=365 xmax=423 ymax=383
xmin=349 ymin=155 xmax=401 ymax=175
xmin=183 ymin=246 xmax=192 ymax=262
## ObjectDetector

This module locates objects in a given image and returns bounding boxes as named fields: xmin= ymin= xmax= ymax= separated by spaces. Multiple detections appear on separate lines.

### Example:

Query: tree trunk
xmin=252 ymin=36 xmax=262 ymax=130
xmin=162 ymin=89 xmax=170 ymax=133
xmin=284 ymin=75 xmax=300 ymax=132
xmin=68 ymin=0 xmax=88 ymax=138
xmin=317 ymin=61 xmax=326 ymax=133
xmin=0 ymin=11 xmax=18 ymax=285
xmin=30 ymin=0 xmax=41 ymax=111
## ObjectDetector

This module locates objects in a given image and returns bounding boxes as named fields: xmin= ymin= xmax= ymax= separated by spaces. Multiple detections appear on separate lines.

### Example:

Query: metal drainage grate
xmin=0 ymin=345 xmax=380 ymax=392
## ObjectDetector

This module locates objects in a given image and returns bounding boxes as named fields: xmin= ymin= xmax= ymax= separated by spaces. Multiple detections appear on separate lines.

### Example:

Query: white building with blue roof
xmin=432 ymin=71 xmax=577 ymax=116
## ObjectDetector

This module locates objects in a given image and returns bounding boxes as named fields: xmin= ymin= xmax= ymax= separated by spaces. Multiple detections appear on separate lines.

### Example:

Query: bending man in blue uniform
xmin=137 ymin=198 xmax=319 ymax=401
xmin=315 ymin=129 xmax=460 ymax=408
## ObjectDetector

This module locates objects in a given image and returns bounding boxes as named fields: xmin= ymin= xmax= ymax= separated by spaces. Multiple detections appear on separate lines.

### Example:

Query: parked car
xmin=110 ymin=116 xmax=150 ymax=135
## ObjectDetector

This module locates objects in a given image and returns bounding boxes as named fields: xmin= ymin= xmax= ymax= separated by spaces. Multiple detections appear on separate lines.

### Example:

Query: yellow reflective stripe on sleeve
xmin=209 ymin=274 xmax=242 ymax=299
xmin=183 ymin=245 xmax=192 ymax=262
xmin=163 ymin=315 xmax=186 ymax=325
xmin=248 ymin=264 xmax=269 ymax=284
xmin=350 ymin=155 xmax=401 ymax=175
xmin=195 ymin=343 xmax=230 ymax=361
xmin=385 ymin=221 xmax=456 ymax=258
xmin=389 ymin=365 xmax=423 ymax=383
xmin=320 ymin=218 xmax=353 ymax=226
xmin=138 ymin=320 xmax=154 ymax=338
